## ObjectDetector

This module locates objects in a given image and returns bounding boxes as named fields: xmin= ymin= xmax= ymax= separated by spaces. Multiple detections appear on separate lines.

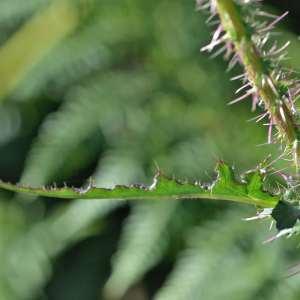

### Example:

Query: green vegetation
xmin=1 ymin=0 xmax=300 ymax=299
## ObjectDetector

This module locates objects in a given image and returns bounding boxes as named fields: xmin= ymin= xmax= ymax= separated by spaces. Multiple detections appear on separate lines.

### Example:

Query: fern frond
xmin=20 ymin=71 xmax=155 ymax=186
xmin=1 ymin=157 xmax=142 ymax=299
xmin=4 ymin=200 xmax=121 ymax=300
xmin=13 ymin=1 xmax=147 ymax=100
xmin=155 ymin=209 xmax=283 ymax=300
xmin=104 ymin=201 xmax=178 ymax=299
xmin=0 ymin=0 xmax=48 ymax=25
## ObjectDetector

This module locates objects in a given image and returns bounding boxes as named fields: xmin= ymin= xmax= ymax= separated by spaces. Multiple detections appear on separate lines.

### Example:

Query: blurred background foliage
xmin=1 ymin=0 xmax=300 ymax=299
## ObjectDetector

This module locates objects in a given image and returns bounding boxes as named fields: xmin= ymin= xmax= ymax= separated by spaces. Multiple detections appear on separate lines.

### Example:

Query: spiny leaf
xmin=0 ymin=162 xmax=279 ymax=208
xmin=272 ymin=201 xmax=300 ymax=230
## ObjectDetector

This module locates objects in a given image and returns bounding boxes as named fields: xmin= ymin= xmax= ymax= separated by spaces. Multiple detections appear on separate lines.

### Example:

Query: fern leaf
xmin=104 ymin=201 xmax=178 ymax=299
xmin=1 ymin=158 xmax=142 ymax=299
xmin=4 ymin=200 xmax=122 ymax=300
xmin=14 ymin=1 xmax=146 ymax=100
xmin=19 ymin=71 xmax=155 ymax=186
xmin=154 ymin=209 xmax=283 ymax=300
xmin=0 ymin=0 xmax=48 ymax=25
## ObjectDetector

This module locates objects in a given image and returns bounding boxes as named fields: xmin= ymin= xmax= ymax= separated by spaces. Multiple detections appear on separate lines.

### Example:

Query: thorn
xmin=205 ymin=12 xmax=217 ymax=24
xmin=149 ymin=174 xmax=159 ymax=190
xmin=251 ymin=93 xmax=259 ymax=111
xmin=268 ymin=119 xmax=273 ymax=144
xmin=243 ymin=208 xmax=273 ymax=221
xmin=279 ymin=106 xmax=287 ymax=123
xmin=269 ymin=220 xmax=274 ymax=231
xmin=75 ymin=178 xmax=93 ymax=195
xmin=263 ymin=228 xmax=293 ymax=244
xmin=259 ymin=11 xmax=289 ymax=33
xmin=263 ymin=149 xmax=290 ymax=169
xmin=256 ymin=142 xmax=272 ymax=147
xmin=268 ymin=41 xmax=290 ymax=56
xmin=266 ymin=76 xmax=279 ymax=96
xmin=268 ymin=167 xmax=289 ymax=176
xmin=209 ymin=45 xmax=227 ymax=58
xmin=256 ymin=112 xmax=268 ymax=123
xmin=227 ymin=53 xmax=240 ymax=71
xmin=259 ymin=32 xmax=271 ymax=47
xmin=235 ymin=82 xmax=252 ymax=94
xmin=247 ymin=114 xmax=262 ymax=123
xmin=196 ymin=0 xmax=210 ymax=10
xmin=230 ymin=73 xmax=246 ymax=81
xmin=255 ymin=10 xmax=280 ymax=20
xmin=201 ymin=35 xmax=227 ymax=52
xmin=228 ymin=88 xmax=255 ymax=105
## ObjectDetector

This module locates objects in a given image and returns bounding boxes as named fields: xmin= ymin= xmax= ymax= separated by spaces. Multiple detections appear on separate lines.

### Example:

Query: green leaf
xmin=0 ymin=162 xmax=279 ymax=208
xmin=271 ymin=201 xmax=300 ymax=230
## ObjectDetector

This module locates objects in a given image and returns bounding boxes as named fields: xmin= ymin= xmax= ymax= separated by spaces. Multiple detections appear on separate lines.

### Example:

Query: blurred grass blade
xmin=0 ymin=162 xmax=279 ymax=207
xmin=0 ymin=0 xmax=78 ymax=100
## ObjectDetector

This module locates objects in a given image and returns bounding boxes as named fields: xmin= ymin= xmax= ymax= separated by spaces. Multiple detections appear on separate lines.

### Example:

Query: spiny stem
xmin=213 ymin=0 xmax=300 ymax=170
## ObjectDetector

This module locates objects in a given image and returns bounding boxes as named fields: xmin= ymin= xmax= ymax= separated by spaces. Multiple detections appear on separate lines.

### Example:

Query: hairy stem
xmin=214 ymin=0 xmax=300 ymax=169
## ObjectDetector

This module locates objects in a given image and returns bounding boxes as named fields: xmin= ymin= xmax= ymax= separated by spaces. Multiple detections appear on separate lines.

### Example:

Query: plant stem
xmin=214 ymin=0 xmax=300 ymax=169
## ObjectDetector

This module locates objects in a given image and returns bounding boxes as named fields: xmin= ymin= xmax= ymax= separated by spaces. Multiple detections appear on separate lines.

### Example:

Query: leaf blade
xmin=0 ymin=162 xmax=279 ymax=208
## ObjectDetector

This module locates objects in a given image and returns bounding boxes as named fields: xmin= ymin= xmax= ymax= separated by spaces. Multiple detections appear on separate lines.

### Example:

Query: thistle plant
xmin=199 ymin=0 xmax=300 ymax=169
xmin=3 ymin=1 xmax=300 ymax=299
xmin=1 ymin=1 xmax=300 ymax=240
